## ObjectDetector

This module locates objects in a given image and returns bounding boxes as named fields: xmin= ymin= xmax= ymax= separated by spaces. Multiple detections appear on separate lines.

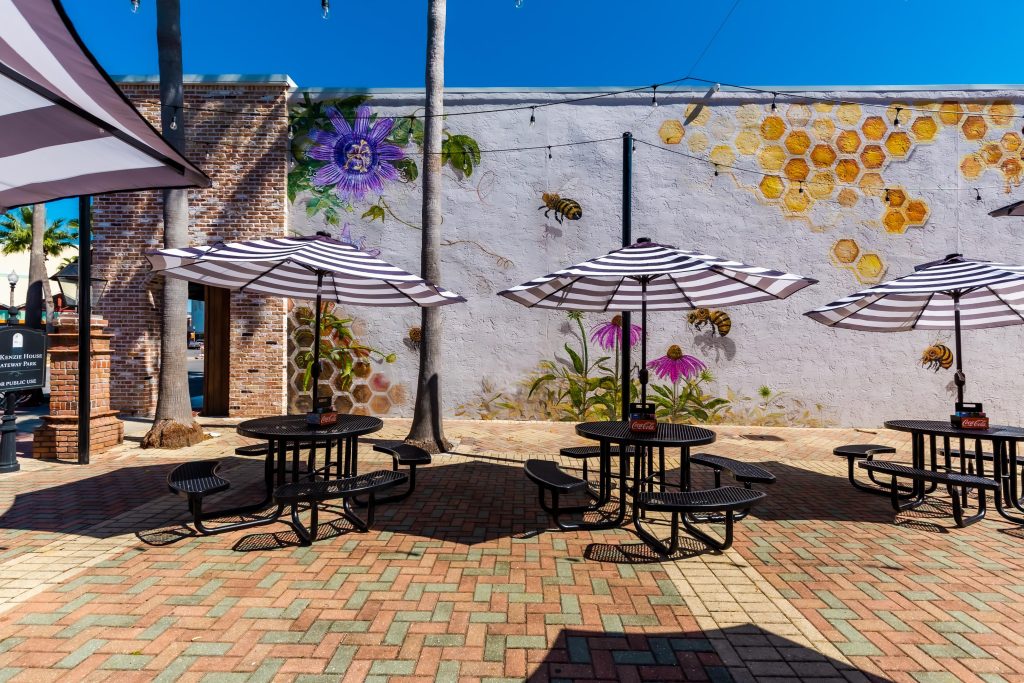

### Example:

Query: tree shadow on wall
xmin=527 ymin=625 xmax=890 ymax=682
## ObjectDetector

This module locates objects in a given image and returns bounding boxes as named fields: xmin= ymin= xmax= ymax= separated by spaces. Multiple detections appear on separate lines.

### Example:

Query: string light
xmin=713 ymin=164 xmax=719 ymax=177
xmin=529 ymin=107 xmax=536 ymax=126
xmin=130 ymin=0 xmax=140 ymax=12
xmin=884 ymin=188 xmax=890 ymax=203
xmin=321 ymin=0 xmax=329 ymax=19
xmin=893 ymin=107 xmax=902 ymax=126
xmin=169 ymin=107 xmax=178 ymax=131
xmin=547 ymin=146 xmax=552 ymax=159
xmin=770 ymin=92 xmax=777 ymax=112
xmin=798 ymin=181 xmax=804 ymax=194
xmin=976 ymin=188 xmax=982 ymax=201
xmin=651 ymin=85 xmax=658 ymax=107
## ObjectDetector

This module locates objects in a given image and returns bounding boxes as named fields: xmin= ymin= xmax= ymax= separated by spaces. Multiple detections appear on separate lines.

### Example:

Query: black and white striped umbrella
xmin=146 ymin=233 xmax=465 ymax=308
xmin=147 ymin=232 xmax=464 ymax=404
xmin=805 ymin=253 xmax=1024 ymax=404
xmin=499 ymin=238 xmax=816 ymax=404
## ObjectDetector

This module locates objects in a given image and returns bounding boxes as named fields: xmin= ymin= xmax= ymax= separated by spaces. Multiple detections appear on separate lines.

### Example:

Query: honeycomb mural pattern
xmin=657 ymin=98 xmax=1023 ymax=284
xmin=286 ymin=301 xmax=407 ymax=416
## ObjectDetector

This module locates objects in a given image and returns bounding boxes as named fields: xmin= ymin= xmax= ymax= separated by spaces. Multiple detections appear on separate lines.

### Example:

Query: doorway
xmin=198 ymin=285 xmax=230 ymax=416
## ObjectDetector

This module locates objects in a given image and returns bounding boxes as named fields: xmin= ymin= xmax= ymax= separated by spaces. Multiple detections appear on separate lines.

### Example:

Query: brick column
xmin=33 ymin=316 xmax=124 ymax=460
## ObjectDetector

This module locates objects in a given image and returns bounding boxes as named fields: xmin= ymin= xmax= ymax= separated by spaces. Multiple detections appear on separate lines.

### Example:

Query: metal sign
xmin=0 ymin=327 xmax=46 ymax=392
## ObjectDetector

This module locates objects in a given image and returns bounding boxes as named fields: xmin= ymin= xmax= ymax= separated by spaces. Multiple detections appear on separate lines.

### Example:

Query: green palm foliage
xmin=0 ymin=206 xmax=78 ymax=257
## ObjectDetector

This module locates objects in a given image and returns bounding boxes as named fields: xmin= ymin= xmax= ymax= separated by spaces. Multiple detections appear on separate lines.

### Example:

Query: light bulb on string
xmin=547 ymin=146 xmax=552 ymax=160
xmin=770 ymin=92 xmax=777 ymax=112
xmin=169 ymin=107 xmax=178 ymax=131
xmin=529 ymin=107 xmax=536 ymax=126
xmin=651 ymin=85 xmax=658 ymax=107
xmin=713 ymin=164 xmax=719 ymax=177
xmin=130 ymin=0 xmax=140 ymax=12
xmin=884 ymin=188 xmax=890 ymax=203
xmin=893 ymin=107 xmax=902 ymax=126
xmin=976 ymin=188 xmax=982 ymax=201
xmin=321 ymin=0 xmax=329 ymax=19
xmin=798 ymin=181 xmax=804 ymax=194
xmin=287 ymin=126 xmax=294 ymax=141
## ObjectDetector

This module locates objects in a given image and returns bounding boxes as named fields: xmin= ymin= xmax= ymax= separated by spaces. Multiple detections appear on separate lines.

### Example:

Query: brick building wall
xmin=93 ymin=76 xmax=292 ymax=417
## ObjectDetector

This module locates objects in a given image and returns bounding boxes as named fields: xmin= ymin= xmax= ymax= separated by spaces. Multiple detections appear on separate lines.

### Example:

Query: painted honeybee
xmin=687 ymin=308 xmax=731 ymax=336
xmin=920 ymin=343 xmax=953 ymax=371
xmin=539 ymin=193 xmax=582 ymax=224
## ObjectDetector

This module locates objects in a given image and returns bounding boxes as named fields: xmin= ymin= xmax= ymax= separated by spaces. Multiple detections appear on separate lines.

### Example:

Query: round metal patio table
xmin=884 ymin=419 xmax=1024 ymax=524
xmin=236 ymin=414 xmax=383 ymax=509
xmin=574 ymin=421 xmax=716 ymax=529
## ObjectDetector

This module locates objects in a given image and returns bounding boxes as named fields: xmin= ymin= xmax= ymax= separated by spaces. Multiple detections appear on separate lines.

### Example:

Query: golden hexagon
xmin=962 ymin=115 xmax=987 ymax=140
xmin=736 ymin=104 xmax=764 ymax=128
xmin=352 ymin=384 xmax=373 ymax=404
xmin=836 ymin=158 xmax=860 ymax=183
xmin=981 ymin=142 xmax=1002 ymax=165
xmin=960 ymin=153 xmax=984 ymax=179
xmin=353 ymin=361 xmax=372 ymax=379
xmin=1002 ymin=157 xmax=1024 ymax=185
xmin=813 ymin=103 xmax=834 ymax=113
xmin=735 ymin=130 xmax=761 ymax=155
xmin=911 ymin=116 xmax=938 ymax=141
xmin=836 ymin=103 xmax=862 ymax=125
xmin=687 ymin=131 xmax=709 ymax=154
xmin=758 ymin=145 xmax=786 ymax=171
xmin=836 ymin=130 xmax=862 ymax=154
xmin=883 ymin=209 xmax=908 ymax=234
xmin=905 ymin=199 xmax=928 ymax=225
xmin=855 ymin=253 xmax=885 ymax=283
xmin=387 ymin=384 xmax=408 ymax=405
xmin=938 ymin=102 xmax=963 ymax=125
xmin=832 ymin=239 xmax=859 ymax=264
xmin=783 ymin=157 xmax=810 ymax=182
xmin=887 ymin=104 xmax=909 ymax=127
xmin=859 ymin=172 xmax=884 ymax=196
xmin=807 ymin=171 xmax=835 ymax=199
xmin=810 ymin=144 xmax=837 ymax=168
xmin=760 ymin=115 xmax=786 ymax=141
xmin=759 ymin=175 xmax=785 ymax=199
xmin=861 ymin=116 xmax=888 ymax=141
xmin=785 ymin=104 xmax=812 ymax=127
xmin=658 ymin=120 xmax=685 ymax=145
xmin=709 ymin=145 xmax=736 ymax=167
xmin=837 ymin=188 xmax=859 ymax=207
xmin=812 ymin=118 xmax=836 ymax=141
xmin=1001 ymin=132 xmax=1022 ymax=152
xmin=885 ymin=132 xmax=912 ymax=157
xmin=350 ymin=405 xmax=370 ymax=416
xmin=785 ymin=130 xmax=812 ymax=155
xmin=965 ymin=103 xmax=984 ymax=113
xmin=988 ymin=100 xmax=1015 ymax=127
xmin=860 ymin=145 xmax=886 ymax=169
xmin=783 ymin=187 xmax=810 ymax=213
xmin=684 ymin=103 xmax=712 ymax=127
xmin=886 ymin=188 xmax=907 ymax=207
xmin=369 ymin=395 xmax=392 ymax=415
xmin=334 ymin=394 xmax=354 ymax=413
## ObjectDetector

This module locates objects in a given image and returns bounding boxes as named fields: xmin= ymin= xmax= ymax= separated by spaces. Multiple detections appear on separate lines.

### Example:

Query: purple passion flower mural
xmin=306 ymin=106 xmax=404 ymax=201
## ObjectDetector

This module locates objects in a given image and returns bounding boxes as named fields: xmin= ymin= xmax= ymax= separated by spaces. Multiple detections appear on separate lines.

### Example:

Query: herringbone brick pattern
xmin=0 ymin=420 xmax=1020 ymax=681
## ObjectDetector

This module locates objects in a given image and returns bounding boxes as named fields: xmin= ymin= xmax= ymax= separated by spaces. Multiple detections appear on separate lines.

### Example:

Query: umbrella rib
xmin=984 ymin=286 xmax=1024 ymax=324
xmin=907 ymin=292 xmax=937 ymax=330
xmin=237 ymin=260 xmax=297 ymax=293
xmin=526 ymin=276 xmax=585 ymax=309
xmin=668 ymin=274 xmax=697 ymax=310
xmin=603 ymin=277 xmax=627 ymax=313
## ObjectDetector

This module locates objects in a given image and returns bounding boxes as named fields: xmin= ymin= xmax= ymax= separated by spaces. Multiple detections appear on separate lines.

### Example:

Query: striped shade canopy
xmin=146 ymin=234 xmax=465 ymax=308
xmin=497 ymin=240 xmax=817 ymax=311
xmin=805 ymin=254 xmax=1024 ymax=331
xmin=0 ymin=0 xmax=209 ymax=210
xmin=990 ymin=200 xmax=1024 ymax=217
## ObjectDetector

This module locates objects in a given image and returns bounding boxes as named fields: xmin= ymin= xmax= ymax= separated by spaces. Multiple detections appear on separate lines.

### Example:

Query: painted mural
xmin=287 ymin=89 xmax=1024 ymax=427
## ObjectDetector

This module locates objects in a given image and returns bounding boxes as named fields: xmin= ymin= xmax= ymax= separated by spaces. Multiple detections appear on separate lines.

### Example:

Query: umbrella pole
xmin=639 ymin=278 xmax=648 ymax=406
xmin=620 ymin=132 xmax=633 ymax=422
xmin=953 ymin=292 xmax=965 ymax=406
xmin=311 ymin=271 xmax=324 ymax=408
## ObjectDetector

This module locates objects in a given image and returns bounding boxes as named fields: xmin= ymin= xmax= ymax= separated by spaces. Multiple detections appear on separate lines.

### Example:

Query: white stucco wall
xmin=288 ymin=87 xmax=1024 ymax=427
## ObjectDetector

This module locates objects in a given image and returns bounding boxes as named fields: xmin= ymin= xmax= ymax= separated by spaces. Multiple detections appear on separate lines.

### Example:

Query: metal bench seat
xmin=860 ymin=459 xmax=998 ymax=527
xmin=524 ymin=459 xmax=596 ymax=531
xmin=690 ymin=453 xmax=775 ymax=486
xmin=372 ymin=441 xmax=432 ymax=503
xmin=168 ymin=460 xmax=279 ymax=535
xmin=634 ymin=483 xmax=766 ymax=553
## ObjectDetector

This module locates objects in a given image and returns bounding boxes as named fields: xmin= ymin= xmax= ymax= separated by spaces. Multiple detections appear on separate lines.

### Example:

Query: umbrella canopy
xmin=0 ymin=0 xmax=210 ymax=209
xmin=146 ymin=233 xmax=465 ymax=308
xmin=147 ymin=232 xmax=465 ymax=406
xmin=805 ymin=253 xmax=1024 ymax=404
xmin=498 ymin=238 xmax=817 ymax=404
xmin=989 ymin=200 xmax=1024 ymax=218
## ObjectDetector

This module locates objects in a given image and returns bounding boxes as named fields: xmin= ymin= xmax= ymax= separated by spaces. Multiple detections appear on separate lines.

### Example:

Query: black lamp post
xmin=49 ymin=262 xmax=106 ymax=313
xmin=6 ymin=270 xmax=16 ymax=310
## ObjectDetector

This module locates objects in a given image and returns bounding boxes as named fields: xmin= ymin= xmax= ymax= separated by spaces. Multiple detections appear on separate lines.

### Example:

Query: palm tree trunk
xmin=142 ymin=0 xmax=203 ymax=448
xmin=26 ymin=203 xmax=51 ymax=330
xmin=405 ymin=0 xmax=450 ymax=454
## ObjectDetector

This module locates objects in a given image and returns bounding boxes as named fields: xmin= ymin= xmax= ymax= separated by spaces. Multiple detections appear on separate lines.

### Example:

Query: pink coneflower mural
xmin=306 ymin=106 xmax=404 ymax=201
xmin=648 ymin=345 xmax=705 ymax=384
xmin=589 ymin=314 xmax=642 ymax=351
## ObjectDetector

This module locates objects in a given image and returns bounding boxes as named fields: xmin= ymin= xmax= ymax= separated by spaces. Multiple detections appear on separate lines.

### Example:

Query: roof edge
xmin=114 ymin=74 xmax=297 ymax=89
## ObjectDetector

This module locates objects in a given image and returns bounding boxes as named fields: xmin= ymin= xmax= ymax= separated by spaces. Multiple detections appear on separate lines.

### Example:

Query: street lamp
xmin=6 ymin=271 xmax=16 ymax=309
xmin=50 ymin=262 xmax=106 ymax=314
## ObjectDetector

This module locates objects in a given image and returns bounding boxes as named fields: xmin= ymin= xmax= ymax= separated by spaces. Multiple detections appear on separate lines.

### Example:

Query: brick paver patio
xmin=0 ymin=419 xmax=1021 ymax=682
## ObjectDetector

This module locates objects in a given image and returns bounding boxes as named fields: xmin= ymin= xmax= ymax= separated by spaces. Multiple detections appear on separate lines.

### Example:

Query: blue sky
xmin=44 ymin=0 xmax=1024 ymax=224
